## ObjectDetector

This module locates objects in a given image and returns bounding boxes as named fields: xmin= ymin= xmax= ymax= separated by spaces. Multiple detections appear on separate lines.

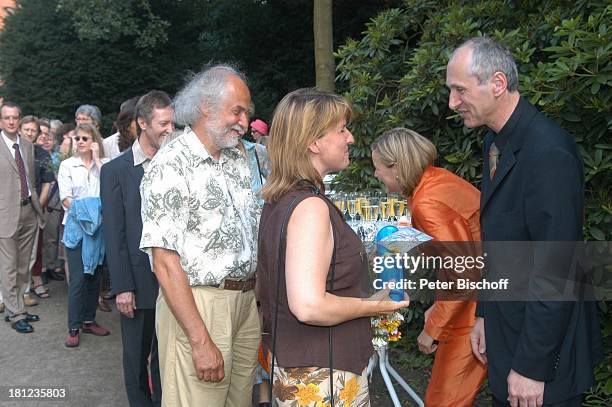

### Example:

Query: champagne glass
xmin=379 ymin=200 xmax=391 ymax=221
xmin=333 ymin=195 xmax=346 ymax=215
xmin=393 ymin=199 xmax=406 ymax=222
xmin=387 ymin=197 xmax=395 ymax=219
xmin=356 ymin=196 xmax=367 ymax=222
xmin=371 ymin=204 xmax=380 ymax=221
xmin=347 ymin=199 xmax=358 ymax=223
xmin=361 ymin=205 xmax=368 ymax=222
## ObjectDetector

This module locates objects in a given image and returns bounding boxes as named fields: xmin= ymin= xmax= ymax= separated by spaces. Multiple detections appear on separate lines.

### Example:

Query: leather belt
xmin=20 ymin=196 xmax=32 ymax=206
xmin=213 ymin=278 xmax=256 ymax=292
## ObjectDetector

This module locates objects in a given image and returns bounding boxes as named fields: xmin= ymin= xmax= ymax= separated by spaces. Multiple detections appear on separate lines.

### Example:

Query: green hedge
xmin=334 ymin=1 xmax=611 ymax=404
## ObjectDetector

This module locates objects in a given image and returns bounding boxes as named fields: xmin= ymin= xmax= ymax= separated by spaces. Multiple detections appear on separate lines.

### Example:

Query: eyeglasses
xmin=74 ymin=136 xmax=89 ymax=142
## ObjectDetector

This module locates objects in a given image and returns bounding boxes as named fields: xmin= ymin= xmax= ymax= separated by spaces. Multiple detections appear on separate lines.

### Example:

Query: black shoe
xmin=11 ymin=319 xmax=34 ymax=333
xmin=5 ymin=313 xmax=40 ymax=323
xmin=45 ymin=269 xmax=65 ymax=281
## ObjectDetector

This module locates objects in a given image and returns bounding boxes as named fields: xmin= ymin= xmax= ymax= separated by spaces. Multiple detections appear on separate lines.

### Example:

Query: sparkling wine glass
xmin=380 ymin=200 xmax=391 ymax=221
xmin=393 ymin=199 xmax=406 ymax=222
xmin=347 ymin=199 xmax=358 ymax=223
xmin=333 ymin=195 xmax=346 ymax=216
xmin=371 ymin=204 xmax=380 ymax=221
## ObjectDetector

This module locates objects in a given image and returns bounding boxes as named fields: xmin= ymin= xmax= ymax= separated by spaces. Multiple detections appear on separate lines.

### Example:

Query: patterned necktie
xmin=13 ymin=143 xmax=29 ymax=200
xmin=488 ymin=142 xmax=500 ymax=180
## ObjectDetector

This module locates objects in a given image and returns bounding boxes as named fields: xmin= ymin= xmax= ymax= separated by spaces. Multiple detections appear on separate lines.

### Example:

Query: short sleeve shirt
xmin=140 ymin=128 xmax=261 ymax=286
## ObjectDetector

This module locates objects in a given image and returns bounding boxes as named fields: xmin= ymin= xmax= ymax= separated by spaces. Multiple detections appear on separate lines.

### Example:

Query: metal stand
xmin=368 ymin=345 xmax=424 ymax=407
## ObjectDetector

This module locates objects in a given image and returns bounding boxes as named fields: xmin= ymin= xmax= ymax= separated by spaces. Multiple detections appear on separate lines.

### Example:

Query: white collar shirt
xmin=57 ymin=155 xmax=108 ymax=224
xmin=2 ymin=131 xmax=32 ymax=197
xmin=2 ymin=130 xmax=20 ymax=159
xmin=132 ymin=137 xmax=152 ymax=171
xmin=140 ymin=128 xmax=261 ymax=286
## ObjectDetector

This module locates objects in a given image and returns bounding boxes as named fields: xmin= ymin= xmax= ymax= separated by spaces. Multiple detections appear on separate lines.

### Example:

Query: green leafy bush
xmin=335 ymin=0 xmax=611 ymax=403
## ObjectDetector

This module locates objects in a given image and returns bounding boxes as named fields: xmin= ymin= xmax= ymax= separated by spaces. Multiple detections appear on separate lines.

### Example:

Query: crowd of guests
xmin=0 ymin=36 xmax=602 ymax=407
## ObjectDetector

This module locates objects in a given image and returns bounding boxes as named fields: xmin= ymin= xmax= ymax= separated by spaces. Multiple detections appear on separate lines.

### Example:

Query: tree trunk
xmin=313 ymin=0 xmax=334 ymax=92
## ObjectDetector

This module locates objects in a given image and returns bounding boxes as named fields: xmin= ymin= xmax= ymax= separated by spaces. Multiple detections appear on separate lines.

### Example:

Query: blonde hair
xmin=75 ymin=123 xmax=106 ymax=158
xmin=261 ymin=88 xmax=352 ymax=202
xmin=372 ymin=128 xmax=437 ymax=197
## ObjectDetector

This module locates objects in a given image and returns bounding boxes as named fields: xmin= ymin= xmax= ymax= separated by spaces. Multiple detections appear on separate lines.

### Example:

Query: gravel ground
xmin=0 ymin=279 xmax=489 ymax=406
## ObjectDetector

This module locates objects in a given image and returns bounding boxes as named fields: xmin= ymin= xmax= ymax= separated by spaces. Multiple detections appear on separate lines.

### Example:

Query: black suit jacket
xmin=477 ymin=97 xmax=602 ymax=403
xmin=100 ymin=148 xmax=159 ymax=309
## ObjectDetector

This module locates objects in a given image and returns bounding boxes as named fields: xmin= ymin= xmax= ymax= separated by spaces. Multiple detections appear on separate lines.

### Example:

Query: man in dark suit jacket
xmin=101 ymin=91 xmax=174 ymax=407
xmin=446 ymin=37 xmax=602 ymax=406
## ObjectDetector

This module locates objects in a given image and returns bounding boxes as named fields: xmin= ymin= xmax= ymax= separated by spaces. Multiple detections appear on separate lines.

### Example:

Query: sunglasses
xmin=74 ymin=136 xmax=89 ymax=142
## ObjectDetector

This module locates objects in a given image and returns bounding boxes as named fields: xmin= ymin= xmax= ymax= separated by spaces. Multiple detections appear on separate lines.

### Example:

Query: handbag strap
xmin=269 ymin=183 xmax=337 ymax=406
xmin=253 ymin=146 xmax=264 ymax=187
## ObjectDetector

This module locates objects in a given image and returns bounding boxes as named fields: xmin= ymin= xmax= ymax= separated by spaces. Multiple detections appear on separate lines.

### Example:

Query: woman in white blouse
xmin=58 ymin=123 xmax=111 ymax=348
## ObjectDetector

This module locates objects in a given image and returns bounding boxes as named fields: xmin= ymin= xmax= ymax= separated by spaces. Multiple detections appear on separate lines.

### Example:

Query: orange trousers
xmin=424 ymin=328 xmax=487 ymax=407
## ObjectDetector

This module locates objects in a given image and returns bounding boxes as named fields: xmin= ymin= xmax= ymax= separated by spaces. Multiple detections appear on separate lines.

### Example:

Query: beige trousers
xmin=24 ymin=227 xmax=39 ymax=293
xmin=42 ymin=209 xmax=62 ymax=270
xmin=0 ymin=204 xmax=38 ymax=321
xmin=156 ymin=286 xmax=260 ymax=407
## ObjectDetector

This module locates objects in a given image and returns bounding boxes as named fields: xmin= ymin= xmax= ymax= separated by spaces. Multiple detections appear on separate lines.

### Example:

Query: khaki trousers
xmin=24 ymin=227 xmax=40 ymax=293
xmin=0 ymin=203 xmax=38 ymax=322
xmin=156 ymin=286 xmax=260 ymax=407
xmin=42 ymin=209 xmax=62 ymax=270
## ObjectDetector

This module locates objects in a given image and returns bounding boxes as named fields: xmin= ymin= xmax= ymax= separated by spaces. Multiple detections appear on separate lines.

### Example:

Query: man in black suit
xmin=101 ymin=91 xmax=174 ymax=407
xmin=446 ymin=37 xmax=602 ymax=406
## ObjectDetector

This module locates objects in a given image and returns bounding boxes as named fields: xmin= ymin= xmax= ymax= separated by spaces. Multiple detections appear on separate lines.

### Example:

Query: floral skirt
xmin=272 ymin=365 xmax=370 ymax=407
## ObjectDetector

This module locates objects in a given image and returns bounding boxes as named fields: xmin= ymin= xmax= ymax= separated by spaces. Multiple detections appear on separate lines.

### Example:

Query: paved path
xmin=0 ymin=279 xmax=128 ymax=407
xmin=0 ymin=278 xmax=427 ymax=406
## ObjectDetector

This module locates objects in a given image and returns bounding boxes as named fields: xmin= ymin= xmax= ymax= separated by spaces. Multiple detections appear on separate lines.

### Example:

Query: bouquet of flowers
xmin=368 ymin=223 xmax=432 ymax=350
xmin=371 ymin=310 xmax=405 ymax=349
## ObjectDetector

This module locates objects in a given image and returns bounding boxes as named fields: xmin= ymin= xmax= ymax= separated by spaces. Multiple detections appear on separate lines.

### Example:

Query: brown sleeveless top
xmin=257 ymin=184 xmax=374 ymax=374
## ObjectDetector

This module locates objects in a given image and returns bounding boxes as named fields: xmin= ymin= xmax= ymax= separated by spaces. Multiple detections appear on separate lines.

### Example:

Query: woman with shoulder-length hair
xmin=258 ymin=88 xmax=409 ymax=406
xmin=58 ymin=123 xmax=111 ymax=348
xmin=371 ymin=127 xmax=486 ymax=407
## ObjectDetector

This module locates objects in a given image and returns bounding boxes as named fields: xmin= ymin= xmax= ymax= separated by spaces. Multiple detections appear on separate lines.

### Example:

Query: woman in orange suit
xmin=372 ymin=127 xmax=486 ymax=406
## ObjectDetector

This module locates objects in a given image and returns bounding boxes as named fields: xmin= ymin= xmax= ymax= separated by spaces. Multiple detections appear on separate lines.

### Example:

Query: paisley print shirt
xmin=140 ymin=128 xmax=261 ymax=286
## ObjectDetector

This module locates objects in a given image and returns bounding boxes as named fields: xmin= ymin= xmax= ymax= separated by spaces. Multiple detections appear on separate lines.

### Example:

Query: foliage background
xmin=0 ymin=0 xmax=398 ymax=133
xmin=334 ymin=0 xmax=610 ymax=404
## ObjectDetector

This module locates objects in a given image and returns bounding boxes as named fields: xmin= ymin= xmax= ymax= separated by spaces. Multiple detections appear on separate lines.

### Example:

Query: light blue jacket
xmin=241 ymin=139 xmax=271 ymax=205
xmin=62 ymin=197 xmax=105 ymax=275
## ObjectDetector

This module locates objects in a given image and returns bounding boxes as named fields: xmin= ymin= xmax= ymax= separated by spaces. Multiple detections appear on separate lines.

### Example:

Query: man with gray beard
xmin=140 ymin=65 xmax=260 ymax=407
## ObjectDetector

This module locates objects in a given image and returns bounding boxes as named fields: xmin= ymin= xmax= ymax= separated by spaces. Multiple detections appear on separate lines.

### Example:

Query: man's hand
xmin=116 ymin=291 xmax=136 ymax=318
xmin=152 ymin=248 xmax=222 ymax=382
xmin=417 ymin=329 xmax=437 ymax=354
xmin=191 ymin=339 xmax=225 ymax=382
xmin=507 ymin=369 xmax=544 ymax=407
xmin=470 ymin=317 xmax=487 ymax=364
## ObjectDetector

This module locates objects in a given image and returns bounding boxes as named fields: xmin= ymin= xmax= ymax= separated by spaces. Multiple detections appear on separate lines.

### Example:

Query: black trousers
xmin=121 ymin=308 xmax=161 ymax=407
xmin=493 ymin=394 xmax=584 ymax=407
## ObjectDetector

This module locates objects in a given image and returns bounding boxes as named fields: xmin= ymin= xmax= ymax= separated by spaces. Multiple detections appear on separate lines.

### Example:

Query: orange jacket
xmin=410 ymin=166 xmax=481 ymax=340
